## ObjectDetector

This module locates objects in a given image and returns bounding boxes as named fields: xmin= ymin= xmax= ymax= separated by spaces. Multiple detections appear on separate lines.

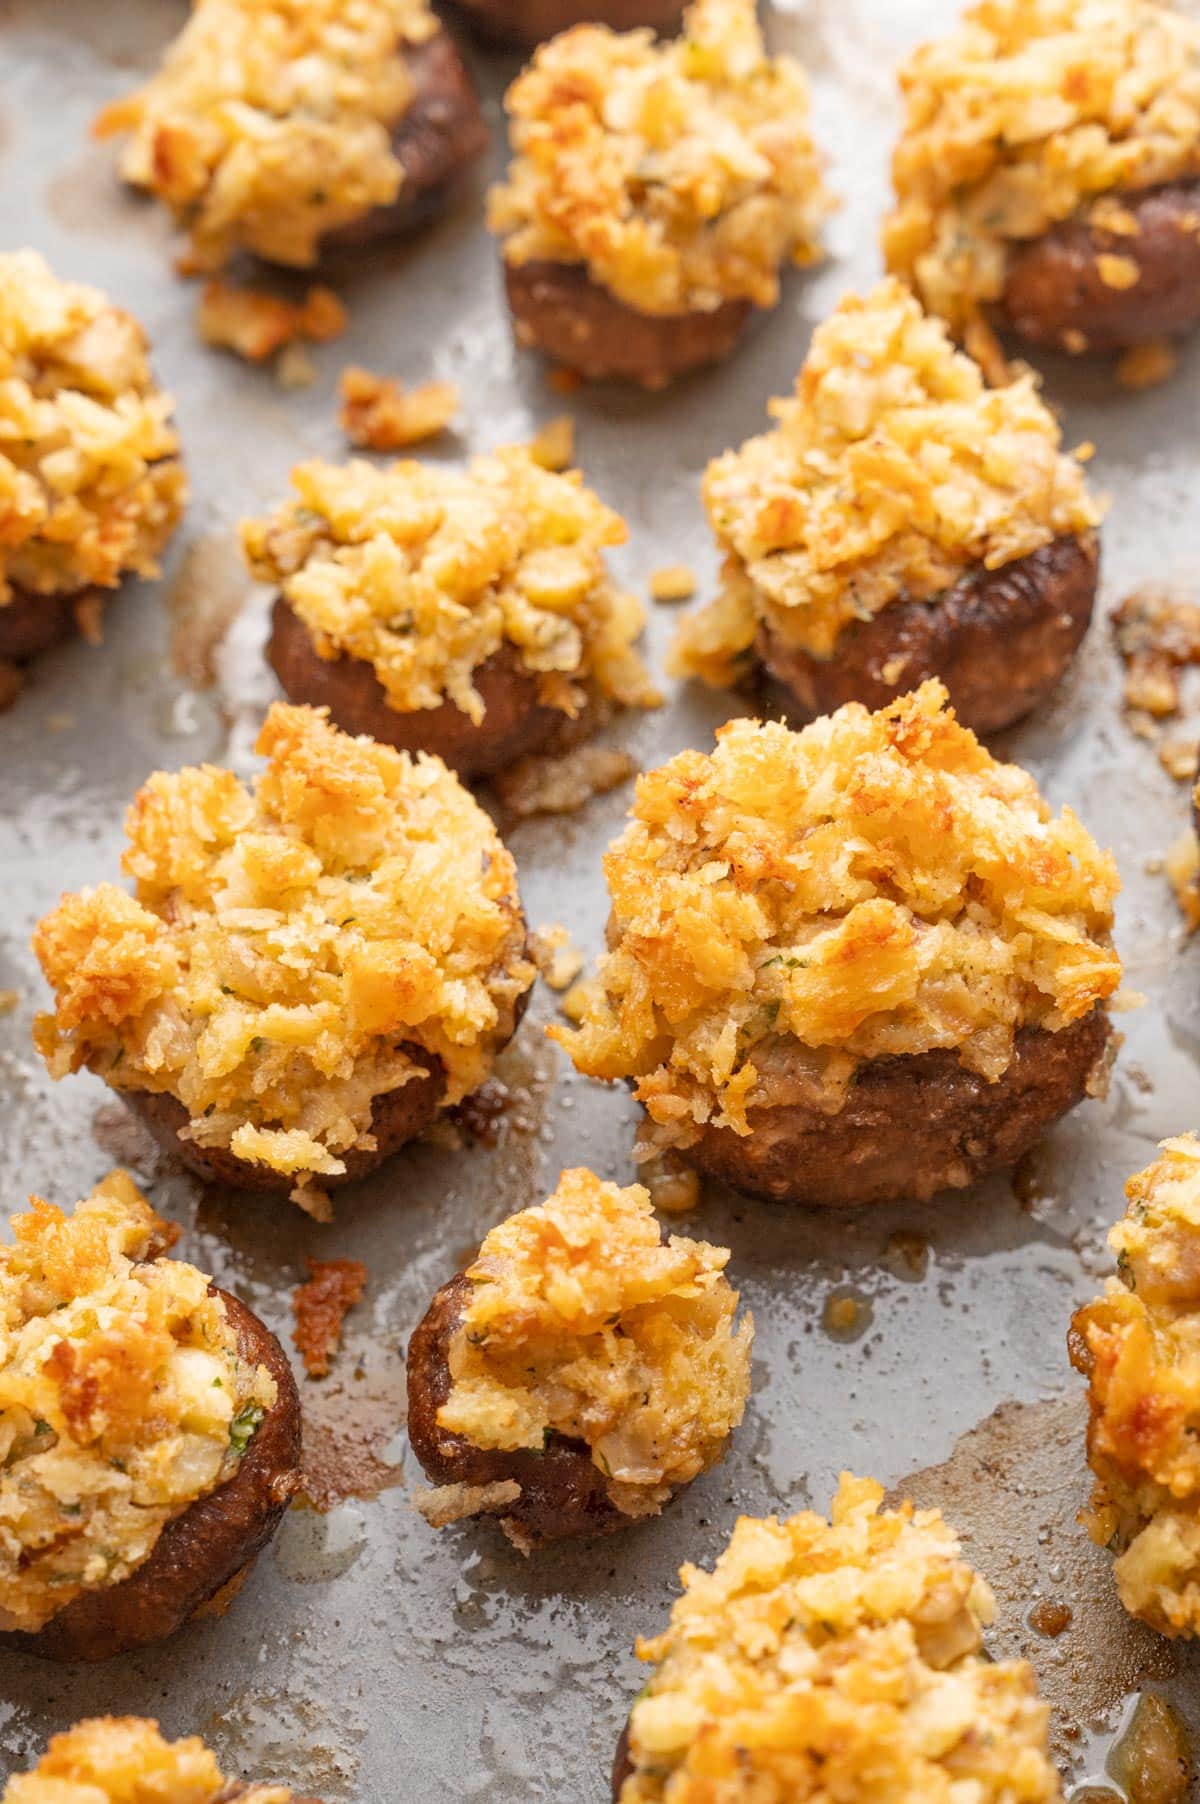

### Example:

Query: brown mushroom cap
xmin=454 ymin=0 xmax=684 ymax=51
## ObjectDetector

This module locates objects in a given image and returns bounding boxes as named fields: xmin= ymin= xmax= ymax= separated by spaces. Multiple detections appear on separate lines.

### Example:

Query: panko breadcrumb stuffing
xmin=0 ymin=251 xmax=185 ymax=609
xmin=488 ymin=0 xmax=832 ymax=318
xmin=672 ymin=280 xmax=1101 ymax=684
xmin=2 ymin=1716 xmax=300 ymax=1804
xmin=434 ymin=1168 xmax=752 ymax=1518
xmin=0 ymin=1173 xmax=275 ymax=1636
xmin=338 ymin=366 xmax=459 ymax=450
xmin=883 ymin=0 xmax=1200 ymax=336
xmin=1071 ymin=1134 xmax=1200 ymax=1636
xmin=94 ymin=0 xmax=440 ymax=271
xmin=198 ymin=281 xmax=347 ymax=365
xmin=241 ymin=448 xmax=660 ymax=725
xmin=32 ymin=704 xmax=535 ymax=1213
xmin=618 ymin=1474 xmax=1061 ymax=1804
xmin=551 ymin=681 xmax=1120 ymax=1153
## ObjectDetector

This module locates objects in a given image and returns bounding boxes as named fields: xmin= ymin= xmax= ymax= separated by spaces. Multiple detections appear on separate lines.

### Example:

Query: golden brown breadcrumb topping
xmin=94 ymin=0 xmax=440 ymax=270
xmin=435 ymin=1168 xmax=751 ymax=1518
xmin=1071 ymin=1133 xmax=1200 ymax=1636
xmin=241 ymin=449 xmax=660 ymax=724
xmin=338 ymin=366 xmax=459 ymax=450
xmin=551 ymin=682 xmax=1120 ymax=1151
xmin=3 ymin=1716 xmax=298 ymax=1803
xmin=0 ymin=1173 xmax=274 ymax=1636
xmin=0 ymin=251 xmax=184 ymax=609
xmin=198 ymin=281 xmax=347 ymax=365
xmin=883 ymin=0 xmax=1200 ymax=335
xmin=488 ymin=0 xmax=831 ymax=317
xmin=672 ymin=280 xmax=1101 ymax=682
xmin=619 ymin=1475 xmax=1061 ymax=1804
xmin=32 ymin=704 xmax=534 ymax=1214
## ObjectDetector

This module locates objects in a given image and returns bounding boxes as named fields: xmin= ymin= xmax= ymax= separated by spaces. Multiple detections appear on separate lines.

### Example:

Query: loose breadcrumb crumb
xmin=644 ymin=1161 xmax=701 ymax=1216
xmin=414 ymin=1479 xmax=521 ymax=1528
xmin=531 ymin=924 xmax=586 ymax=991
xmin=339 ymin=366 xmax=459 ymax=450
xmin=1167 ymin=830 xmax=1200 ymax=932
xmin=198 ymin=281 xmax=347 ymax=364
xmin=3 ymin=1716 xmax=298 ymax=1804
xmin=291 ymin=1257 xmax=368 ymax=1378
xmin=648 ymin=565 xmax=696 ymax=604
xmin=1112 ymin=587 xmax=1200 ymax=729
xmin=1118 ymin=340 xmax=1179 ymax=391
xmin=0 ymin=990 xmax=18 ymax=1016
xmin=526 ymin=415 xmax=575 ymax=473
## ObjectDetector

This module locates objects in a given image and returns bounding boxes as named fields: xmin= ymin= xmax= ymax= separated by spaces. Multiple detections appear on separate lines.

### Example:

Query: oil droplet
xmin=273 ymin=1500 xmax=369 ymax=1583
xmin=1028 ymin=1597 xmax=1074 ymax=1638
xmin=821 ymin=1287 xmax=873 ymax=1341
xmin=882 ymin=1230 xmax=928 ymax=1282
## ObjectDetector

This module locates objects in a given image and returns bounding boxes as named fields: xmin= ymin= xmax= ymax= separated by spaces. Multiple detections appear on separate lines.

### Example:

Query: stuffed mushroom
xmin=94 ymin=0 xmax=486 ymax=272
xmin=407 ymin=1167 xmax=752 ymax=1549
xmin=0 ymin=1172 xmax=300 ymax=1663
xmin=243 ymin=447 xmax=659 ymax=780
xmin=488 ymin=0 xmax=832 ymax=388
xmin=552 ymin=682 xmax=1121 ymax=1208
xmin=3 ymin=1715 xmax=318 ymax=1801
xmin=612 ymin=1475 xmax=1062 ymax=1803
xmin=32 ymin=704 xmax=536 ymax=1218
xmin=0 ymin=251 xmax=185 ymax=668
xmin=883 ymin=0 xmax=1200 ymax=359
xmin=671 ymin=282 xmax=1102 ymax=733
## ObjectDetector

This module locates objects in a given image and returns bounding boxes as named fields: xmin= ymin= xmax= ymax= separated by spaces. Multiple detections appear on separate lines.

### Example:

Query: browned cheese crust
xmin=1 ymin=1290 xmax=301 ymax=1663
xmin=321 ymin=32 xmax=487 ymax=251
xmin=680 ymin=1007 xmax=1111 ymax=1207
xmin=406 ymin=1274 xmax=628 ymax=1545
xmin=456 ymin=0 xmax=685 ymax=52
xmin=1002 ymin=179 xmax=1200 ymax=354
xmin=267 ymin=597 xmax=562 ymax=779
xmin=504 ymin=259 xmax=752 ymax=389
xmin=757 ymin=532 xmax=1099 ymax=734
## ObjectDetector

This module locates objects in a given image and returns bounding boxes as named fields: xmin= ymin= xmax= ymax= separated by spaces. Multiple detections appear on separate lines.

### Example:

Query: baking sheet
xmin=4 ymin=0 xmax=1200 ymax=1794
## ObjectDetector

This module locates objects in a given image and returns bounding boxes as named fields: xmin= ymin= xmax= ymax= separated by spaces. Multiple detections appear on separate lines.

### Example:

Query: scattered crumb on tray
xmin=526 ymin=414 xmax=574 ymax=472
xmin=0 ymin=990 xmax=18 ymax=1017
xmin=644 ymin=1160 xmax=701 ymax=1216
xmin=558 ymin=975 xmax=595 ymax=1025
xmin=530 ymin=923 xmax=585 ymax=991
xmin=1166 ymin=830 xmax=1200 ymax=934
xmin=414 ymin=1479 xmax=521 ymax=1528
xmin=649 ymin=563 xmax=696 ymax=604
xmin=198 ymin=280 xmax=347 ymax=364
xmin=292 ymin=1256 xmax=368 ymax=1378
xmin=339 ymin=365 xmax=459 ymax=450
xmin=1159 ymin=736 xmax=1199 ymax=783
xmin=1112 ymin=587 xmax=1200 ymax=734
xmin=1117 ymin=340 xmax=1178 ymax=393
xmin=493 ymin=742 xmax=637 ymax=818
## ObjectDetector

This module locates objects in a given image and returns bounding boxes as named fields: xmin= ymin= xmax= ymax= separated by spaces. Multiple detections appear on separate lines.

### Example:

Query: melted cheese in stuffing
xmin=95 ymin=0 xmax=441 ymax=270
xmin=672 ymin=280 xmax=1101 ymax=681
xmin=883 ymin=0 xmax=1200 ymax=334
xmin=1072 ymin=1133 xmax=1200 ymax=1637
xmin=488 ymin=0 xmax=831 ymax=317
xmin=242 ymin=448 xmax=660 ymax=724
xmin=0 ymin=1174 xmax=274 ymax=1636
xmin=439 ymin=1168 xmax=752 ymax=1516
xmin=619 ymin=1475 xmax=1061 ymax=1804
xmin=551 ymin=681 xmax=1120 ymax=1150
xmin=3 ymin=1716 xmax=297 ymax=1803
xmin=0 ymin=251 xmax=184 ymax=608
xmin=32 ymin=705 xmax=535 ymax=1213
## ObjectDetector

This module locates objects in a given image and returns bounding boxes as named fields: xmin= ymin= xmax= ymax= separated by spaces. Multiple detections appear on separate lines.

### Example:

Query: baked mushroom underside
xmin=675 ymin=1005 xmax=1111 ymax=1207
xmin=452 ymin=0 xmax=684 ymax=49
xmin=0 ymin=1289 xmax=301 ymax=1663
xmin=757 ymin=531 xmax=1098 ymax=735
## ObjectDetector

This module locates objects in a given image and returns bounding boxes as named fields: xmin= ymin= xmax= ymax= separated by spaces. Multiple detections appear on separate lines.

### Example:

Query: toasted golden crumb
xmin=644 ymin=1161 xmax=701 ymax=1216
xmin=531 ymin=923 xmax=585 ymax=991
xmin=339 ymin=366 xmax=459 ymax=450
xmin=0 ymin=1174 xmax=275 ymax=1635
xmin=32 ymin=704 xmax=535 ymax=1207
xmin=526 ymin=415 xmax=574 ymax=473
xmin=1118 ymin=340 xmax=1179 ymax=390
xmin=0 ymin=250 xmax=185 ymax=609
xmin=672 ymin=280 xmax=1101 ymax=683
xmin=3 ymin=1716 xmax=298 ymax=1803
xmin=883 ymin=0 xmax=1200 ymax=335
xmin=1167 ymin=830 xmax=1200 ymax=933
xmin=438 ymin=1168 xmax=752 ymax=1518
xmin=1070 ymin=1134 xmax=1200 ymax=1634
xmin=291 ymin=1257 xmax=367 ymax=1377
xmin=242 ymin=448 xmax=660 ymax=725
xmin=649 ymin=565 xmax=696 ymax=605
xmin=198 ymin=281 xmax=347 ymax=364
xmin=95 ymin=0 xmax=440 ymax=271
xmin=0 ymin=990 xmax=17 ymax=1017
xmin=1113 ymin=587 xmax=1200 ymax=730
xmin=551 ymin=681 xmax=1121 ymax=1152
xmin=489 ymin=0 xmax=832 ymax=317
xmin=620 ymin=1474 xmax=1060 ymax=1804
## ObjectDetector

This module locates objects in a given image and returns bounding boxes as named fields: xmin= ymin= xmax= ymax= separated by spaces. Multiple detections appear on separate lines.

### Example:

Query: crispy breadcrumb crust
xmin=438 ymin=1168 xmax=752 ymax=1516
xmin=619 ymin=1474 xmax=1061 ymax=1804
xmin=1071 ymin=1133 xmax=1200 ymax=1636
xmin=551 ymin=682 xmax=1120 ymax=1151
xmin=241 ymin=449 xmax=660 ymax=724
xmin=0 ymin=1173 xmax=274 ymax=1636
xmin=0 ymin=251 xmax=185 ymax=608
xmin=883 ymin=0 xmax=1200 ymax=335
xmin=672 ymin=281 xmax=1101 ymax=681
xmin=2 ymin=1716 xmax=297 ymax=1803
xmin=488 ymin=0 xmax=831 ymax=317
xmin=94 ymin=0 xmax=440 ymax=271
xmin=32 ymin=704 xmax=534 ymax=1205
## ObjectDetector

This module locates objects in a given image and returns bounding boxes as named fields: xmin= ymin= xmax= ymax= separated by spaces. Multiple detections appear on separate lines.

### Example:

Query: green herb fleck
xmin=229 ymin=1401 xmax=265 ymax=1456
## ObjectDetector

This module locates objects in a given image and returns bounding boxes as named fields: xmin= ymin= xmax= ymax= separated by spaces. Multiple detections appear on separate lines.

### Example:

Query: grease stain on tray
xmin=298 ymin=1335 xmax=407 ymax=1512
